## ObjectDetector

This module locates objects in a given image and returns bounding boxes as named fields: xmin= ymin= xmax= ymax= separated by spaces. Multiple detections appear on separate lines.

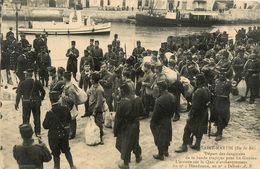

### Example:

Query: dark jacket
xmin=66 ymin=47 xmax=79 ymax=73
xmin=150 ymin=91 xmax=176 ymax=147
xmin=187 ymin=86 xmax=210 ymax=135
xmin=79 ymin=71 xmax=91 ymax=92
xmin=114 ymin=97 xmax=141 ymax=161
xmin=16 ymin=78 xmax=46 ymax=106
xmin=43 ymin=104 xmax=72 ymax=139
xmin=79 ymin=56 xmax=94 ymax=72
xmin=13 ymin=140 xmax=52 ymax=169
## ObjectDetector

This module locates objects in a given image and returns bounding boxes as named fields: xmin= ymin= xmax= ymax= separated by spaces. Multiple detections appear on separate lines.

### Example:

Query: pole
xmin=16 ymin=10 xmax=18 ymax=41
xmin=0 ymin=1 xmax=3 ymax=93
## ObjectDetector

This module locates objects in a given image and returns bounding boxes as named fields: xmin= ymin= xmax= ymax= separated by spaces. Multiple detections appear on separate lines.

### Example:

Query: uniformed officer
xmin=15 ymin=69 xmax=46 ymax=137
xmin=13 ymin=124 xmax=52 ymax=169
xmin=66 ymin=41 xmax=79 ymax=82
xmin=93 ymin=40 xmax=103 ymax=71
xmin=132 ymin=41 xmax=145 ymax=64
xmin=48 ymin=66 xmax=58 ymax=91
xmin=104 ymin=44 xmax=117 ymax=66
xmin=43 ymin=91 xmax=76 ymax=169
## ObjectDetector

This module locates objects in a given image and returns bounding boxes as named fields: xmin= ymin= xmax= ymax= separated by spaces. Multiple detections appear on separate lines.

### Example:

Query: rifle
xmin=208 ymin=120 xmax=211 ymax=138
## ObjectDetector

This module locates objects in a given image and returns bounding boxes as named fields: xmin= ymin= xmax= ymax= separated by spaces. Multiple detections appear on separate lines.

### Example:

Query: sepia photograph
xmin=0 ymin=0 xmax=259 ymax=169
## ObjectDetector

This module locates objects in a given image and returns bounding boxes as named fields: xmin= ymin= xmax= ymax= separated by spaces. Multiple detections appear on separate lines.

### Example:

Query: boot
xmin=164 ymin=147 xmax=169 ymax=157
xmin=118 ymin=161 xmax=129 ymax=169
xmin=215 ymin=127 xmax=223 ymax=141
xmin=190 ymin=139 xmax=201 ymax=151
xmin=136 ymin=155 xmax=142 ymax=163
xmin=54 ymin=156 xmax=60 ymax=169
xmin=153 ymin=154 xmax=164 ymax=160
xmin=175 ymin=144 xmax=188 ymax=153
xmin=249 ymin=99 xmax=255 ymax=104
xmin=236 ymin=96 xmax=246 ymax=102
xmin=210 ymin=132 xmax=218 ymax=137
xmin=215 ymin=135 xmax=222 ymax=141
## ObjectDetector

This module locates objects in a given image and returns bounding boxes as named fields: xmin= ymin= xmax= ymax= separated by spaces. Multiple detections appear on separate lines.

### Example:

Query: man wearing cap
xmin=241 ymin=53 xmax=260 ymax=104
xmin=26 ymin=44 xmax=38 ymax=80
xmin=93 ymin=40 xmax=103 ymax=71
xmin=104 ymin=44 xmax=117 ymax=66
xmin=114 ymin=83 xmax=142 ymax=169
xmin=6 ymin=27 xmax=14 ymax=39
xmin=210 ymin=72 xmax=237 ymax=141
xmin=151 ymin=62 xmax=167 ymax=98
xmin=159 ymin=42 xmax=167 ymax=55
xmin=20 ymin=34 xmax=30 ymax=49
xmin=132 ymin=41 xmax=145 ymax=64
xmin=15 ymin=69 xmax=46 ymax=137
xmin=114 ymin=41 xmax=125 ymax=64
xmin=150 ymin=80 xmax=176 ymax=160
xmin=61 ymin=72 xmax=78 ymax=139
xmin=86 ymin=72 xmax=105 ymax=144
xmin=48 ymin=66 xmax=58 ymax=91
xmin=112 ymin=34 xmax=119 ymax=48
xmin=79 ymin=49 xmax=94 ymax=73
xmin=216 ymin=50 xmax=233 ymax=80
xmin=140 ymin=62 xmax=154 ymax=119
xmin=86 ymin=39 xmax=95 ymax=56
xmin=175 ymin=74 xmax=210 ymax=153
xmin=16 ymin=47 xmax=29 ymax=82
xmin=232 ymin=48 xmax=247 ymax=83
xmin=38 ymin=46 xmax=51 ymax=87
xmin=43 ymin=91 xmax=76 ymax=169
xmin=99 ymin=62 xmax=114 ymax=111
xmin=13 ymin=124 xmax=52 ymax=169
xmin=66 ymin=41 xmax=79 ymax=82
xmin=33 ymin=34 xmax=45 ymax=55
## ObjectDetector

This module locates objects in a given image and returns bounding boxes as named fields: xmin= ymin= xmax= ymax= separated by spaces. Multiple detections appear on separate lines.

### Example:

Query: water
xmin=2 ymin=21 xmax=260 ymax=67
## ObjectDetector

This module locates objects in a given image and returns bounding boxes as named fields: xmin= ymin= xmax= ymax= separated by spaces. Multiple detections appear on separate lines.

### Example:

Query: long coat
xmin=150 ymin=92 xmax=176 ymax=148
xmin=66 ymin=48 xmax=79 ymax=73
xmin=114 ymin=97 xmax=141 ymax=162
xmin=187 ymin=86 xmax=210 ymax=135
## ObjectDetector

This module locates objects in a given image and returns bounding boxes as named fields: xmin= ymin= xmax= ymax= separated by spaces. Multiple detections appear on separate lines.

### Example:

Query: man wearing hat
xmin=6 ymin=27 xmax=14 ymax=39
xmin=13 ymin=124 xmax=52 ymax=169
xmin=216 ymin=50 xmax=233 ymax=80
xmin=175 ymin=74 xmax=210 ymax=153
xmin=93 ymin=40 xmax=103 ymax=71
xmin=61 ymin=72 xmax=78 ymax=139
xmin=16 ymin=47 xmax=30 ymax=82
xmin=159 ymin=42 xmax=167 ymax=55
xmin=86 ymin=39 xmax=95 ymax=56
xmin=48 ymin=66 xmax=58 ymax=91
xmin=79 ymin=49 xmax=94 ymax=73
xmin=241 ymin=53 xmax=260 ymax=104
xmin=20 ymin=34 xmax=30 ymax=49
xmin=15 ymin=69 xmax=46 ymax=137
xmin=232 ymin=47 xmax=247 ymax=83
xmin=66 ymin=41 xmax=79 ymax=82
xmin=150 ymin=80 xmax=176 ymax=160
xmin=85 ymin=72 xmax=105 ymax=144
xmin=104 ymin=44 xmax=117 ymax=66
xmin=210 ymin=72 xmax=237 ymax=141
xmin=38 ymin=46 xmax=51 ymax=87
xmin=112 ymin=34 xmax=119 ymax=48
xmin=140 ymin=62 xmax=154 ymax=119
xmin=33 ymin=33 xmax=45 ymax=55
xmin=43 ymin=91 xmax=76 ymax=169
xmin=132 ymin=40 xmax=145 ymax=64
xmin=114 ymin=83 xmax=142 ymax=169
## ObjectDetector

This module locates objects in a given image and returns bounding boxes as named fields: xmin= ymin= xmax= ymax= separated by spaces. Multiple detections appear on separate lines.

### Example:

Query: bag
xmin=162 ymin=66 xmax=178 ymax=84
xmin=181 ymin=76 xmax=194 ymax=98
xmin=103 ymin=101 xmax=112 ymax=128
xmin=237 ymin=80 xmax=246 ymax=97
xmin=85 ymin=116 xmax=101 ymax=146
xmin=73 ymin=84 xmax=88 ymax=105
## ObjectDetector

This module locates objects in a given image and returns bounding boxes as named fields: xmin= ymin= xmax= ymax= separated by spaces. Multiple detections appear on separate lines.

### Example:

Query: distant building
xmin=233 ymin=0 xmax=259 ymax=9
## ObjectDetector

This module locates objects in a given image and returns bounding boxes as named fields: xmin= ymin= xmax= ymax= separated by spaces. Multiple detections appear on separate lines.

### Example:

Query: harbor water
xmin=2 ymin=21 xmax=260 ymax=67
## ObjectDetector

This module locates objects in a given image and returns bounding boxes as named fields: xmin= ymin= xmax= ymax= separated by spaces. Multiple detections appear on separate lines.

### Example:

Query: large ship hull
xmin=135 ymin=13 xmax=218 ymax=27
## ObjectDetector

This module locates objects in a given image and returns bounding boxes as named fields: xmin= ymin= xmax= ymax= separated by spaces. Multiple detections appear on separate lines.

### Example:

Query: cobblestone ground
xmin=0 ymin=91 xmax=259 ymax=169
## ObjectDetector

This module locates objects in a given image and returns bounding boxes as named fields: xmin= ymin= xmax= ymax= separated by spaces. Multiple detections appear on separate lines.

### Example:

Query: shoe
xmin=164 ymin=152 xmax=169 ymax=157
xmin=172 ymin=116 xmax=180 ymax=122
xmin=71 ymin=166 xmax=77 ymax=169
xmin=190 ymin=145 xmax=200 ymax=151
xmin=136 ymin=156 xmax=142 ymax=163
xmin=249 ymin=100 xmax=255 ymax=104
xmin=153 ymin=154 xmax=164 ymax=160
xmin=175 ymin=145 xmax=188 ymax=153
xmin=118 ymin=163 xmax=129 ymax=169
xmin=215 ymin=135 xmax=222 ymax=141
xmin=236 ymin=97 xmax=246 ymax=102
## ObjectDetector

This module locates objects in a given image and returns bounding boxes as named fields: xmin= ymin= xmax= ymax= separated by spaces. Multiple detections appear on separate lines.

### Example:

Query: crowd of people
xmin=0 ymin=26 xmax=260 ymax=169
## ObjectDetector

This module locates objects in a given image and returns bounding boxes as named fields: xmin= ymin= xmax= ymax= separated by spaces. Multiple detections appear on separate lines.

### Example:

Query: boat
xmin=136 ymin=10 xmax=221 ymax=27
xmin=19 ymin=11 xmax=111 ymax=35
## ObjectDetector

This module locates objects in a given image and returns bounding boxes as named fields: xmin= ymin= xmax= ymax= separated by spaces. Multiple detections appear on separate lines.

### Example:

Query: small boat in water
xmin=19 ymin=11 xmax=111 ymax=35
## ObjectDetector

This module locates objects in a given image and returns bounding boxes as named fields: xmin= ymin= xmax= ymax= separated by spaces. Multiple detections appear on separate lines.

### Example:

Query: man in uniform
xmin=33 ymin=34 xmax=45 ymax=56
xmin=99 ymin=62 xmax=114 ymax=111
xmin=114 ymin=83 xmax=142 ymax=169
xmin=112 ymin=34 xmax=119 ymax=49
xmin=6 ymin=27 xmax=14 ymax=39
xmin=48 ymin=66 xmax=58 ymax=91
xmin=38 ymin=47 xmax=51 ymax=87
xmin=210 ymin=72 xmax=237 ymax=141
xmin=16 ymin=47 xmax=29 ymax=82
xmin=150 ymin=80 xmax=176 ymax=160
xmin=104 ymin=44 xmax=117 ymax=66
xmin=232 ymin=48 xmax=247 ymax=83
xmin=13 ymin=124 xmax=52 ymax=169
xmin=66 ymin=41 xmax=79 ymax=82
xmin=20 ymin=34 xmax=30 ymax=49
xmin=15 ymin=69 xmax=46 ymax=137
xmin=43 ymin=91 xmax=76 ymax=169
xmin=93 ymin=40 xmax=103 ymax=71
xmin=242 ymin=53 xmax=260 ymax=104
xmin=61 ymin=72 xmax=78 ymax=139
xmin=175 ymin=74 xmax=210 ymax=153
xmin=87 ymin=72 xmax=105 ymax=144
xmin=86 ymin=39 xmax=95 ymax=56
xmin=132 ymin=41 xmax=145 ymax=64
xmin=79 ymin=49 xmax=94 ymax=72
